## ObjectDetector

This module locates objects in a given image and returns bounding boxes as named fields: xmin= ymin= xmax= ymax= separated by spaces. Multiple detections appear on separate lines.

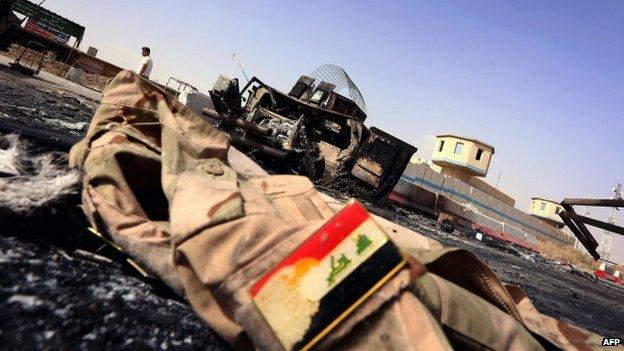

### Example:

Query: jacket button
xmin=203 ymin=163 xmax=225 ymax=176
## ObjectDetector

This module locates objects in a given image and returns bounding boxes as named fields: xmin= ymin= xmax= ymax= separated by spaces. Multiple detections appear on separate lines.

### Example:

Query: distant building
xmin=86 ymin=46 xmax=98 ymax=57
xmin=432 ymin=134 xmax=494 ymax=177
xmin=430 ymin=134 xmax=514 ymax=206
xmin=395 ymin=133 xmax=574 ymax=247
xmin=394 ymin=134 xmax=575 ymax=247
xmin=529 ymin=197 xmax=564 ymax=229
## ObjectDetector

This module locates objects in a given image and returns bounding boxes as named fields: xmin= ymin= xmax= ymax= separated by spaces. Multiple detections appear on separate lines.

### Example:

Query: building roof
xmin=531 ymin=197 xmax=561 ymax=205
xmin=436 ymin=134 xmax=495 ymax=154
xmin=12 ymin=0 xmax=85 ymax=39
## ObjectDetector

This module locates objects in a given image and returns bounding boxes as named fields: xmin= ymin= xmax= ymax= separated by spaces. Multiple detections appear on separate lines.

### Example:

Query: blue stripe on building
xmin=400 ymin=174 xmax=569 ymax=245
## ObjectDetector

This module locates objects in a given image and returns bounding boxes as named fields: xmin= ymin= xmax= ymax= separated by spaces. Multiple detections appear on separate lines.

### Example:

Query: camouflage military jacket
xmin=70 ymin=71 xmax=604 ymax=350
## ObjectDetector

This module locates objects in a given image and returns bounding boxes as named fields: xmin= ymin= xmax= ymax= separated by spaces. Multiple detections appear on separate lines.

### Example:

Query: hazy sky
xmin=41 ymin=0 xmax=624 ymax=263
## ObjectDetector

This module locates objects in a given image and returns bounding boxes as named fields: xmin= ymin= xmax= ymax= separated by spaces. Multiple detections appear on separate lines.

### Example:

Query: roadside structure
xmin=432 ymin=134 xmax=494 ymax=177
xmin=529 ymin=197 xmax=565 ymax=229
xmin=1 ymin=0 xmax=124 ymax=81
xmin=431 ymin=134 xmax=514 ymax=206
xmin=391 ymin=134 xmax=575 ymax=249
xmin=6 ymin=0 xmax=85 ymax=64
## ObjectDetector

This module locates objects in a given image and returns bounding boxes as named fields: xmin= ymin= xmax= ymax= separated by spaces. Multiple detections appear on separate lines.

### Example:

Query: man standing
xmin=136 ymin=46 xmax=153 ymax=79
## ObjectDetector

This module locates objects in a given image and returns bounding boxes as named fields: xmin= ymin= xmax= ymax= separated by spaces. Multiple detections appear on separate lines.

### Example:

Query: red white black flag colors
xmin=251 ymin=201 xmax=406 ymax=351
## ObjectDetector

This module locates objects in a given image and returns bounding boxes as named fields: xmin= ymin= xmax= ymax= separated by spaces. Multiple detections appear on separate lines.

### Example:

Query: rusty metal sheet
xmin=356 ymin=156 xmax=384 ymax=176
xmin=351 ymin=163 xmax=380 ymax=188
xmin=317 ymin=141 xmax=340 ymax=170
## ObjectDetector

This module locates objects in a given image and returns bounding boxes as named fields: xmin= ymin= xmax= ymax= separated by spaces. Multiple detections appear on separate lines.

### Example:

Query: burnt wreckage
xmin=205 ymin=65 xmax=416 ymax=198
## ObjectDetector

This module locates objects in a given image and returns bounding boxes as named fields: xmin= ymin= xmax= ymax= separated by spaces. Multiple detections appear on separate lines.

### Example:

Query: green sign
xmin=12 ymin=0 xmax=84 ymax=39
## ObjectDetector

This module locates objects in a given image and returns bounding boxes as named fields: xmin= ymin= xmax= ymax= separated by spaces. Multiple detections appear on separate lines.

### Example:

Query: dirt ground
xmin=1 ymin=59 xmax=622 ymax=348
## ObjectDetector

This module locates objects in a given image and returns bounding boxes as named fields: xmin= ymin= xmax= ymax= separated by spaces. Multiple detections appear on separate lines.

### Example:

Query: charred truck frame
xmin=205 ymin=66 xmax=416 ymax=198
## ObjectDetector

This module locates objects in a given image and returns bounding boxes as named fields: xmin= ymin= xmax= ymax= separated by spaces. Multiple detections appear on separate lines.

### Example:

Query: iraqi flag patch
xmin=250 ymin=201 xmax=405 ymax=351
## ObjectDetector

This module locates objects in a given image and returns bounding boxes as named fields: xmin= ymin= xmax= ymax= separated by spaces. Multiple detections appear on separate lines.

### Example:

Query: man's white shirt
xmin=137 ymin=56 xmax=153 ymax=78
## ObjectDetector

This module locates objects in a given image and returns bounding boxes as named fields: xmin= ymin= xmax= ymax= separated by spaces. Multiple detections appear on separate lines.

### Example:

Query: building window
xmin=454 ymin=142 xmax=464 ymax=154
xmin=476 ymin=148 xmax=483 ymax=160
xmin=438 ymin=140 xmax=445 ymax=152
xmin=540 ymin=202 xmax=546 ymax=211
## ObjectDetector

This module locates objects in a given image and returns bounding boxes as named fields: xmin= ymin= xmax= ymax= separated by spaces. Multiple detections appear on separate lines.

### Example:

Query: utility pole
xmin=597 ymin=184 xmax=621 ymax=261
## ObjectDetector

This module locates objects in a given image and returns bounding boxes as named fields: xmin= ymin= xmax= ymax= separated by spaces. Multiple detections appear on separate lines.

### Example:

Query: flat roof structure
xmin=436 ymin=134 xmax=495 ymax=154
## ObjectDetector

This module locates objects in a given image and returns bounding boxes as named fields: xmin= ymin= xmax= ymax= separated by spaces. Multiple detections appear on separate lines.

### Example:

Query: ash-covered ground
xmin=0 ymin=63 xmax=95 ymax=149
xmin=0 ymin=235 xmax=230 ymax=351
xmin=1 ymin=59 xmax=622 ymax=349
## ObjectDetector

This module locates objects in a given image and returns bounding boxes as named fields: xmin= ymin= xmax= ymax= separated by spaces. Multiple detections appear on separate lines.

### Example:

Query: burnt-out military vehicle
xmin=205 ymin=64 xmax=416 ymax=198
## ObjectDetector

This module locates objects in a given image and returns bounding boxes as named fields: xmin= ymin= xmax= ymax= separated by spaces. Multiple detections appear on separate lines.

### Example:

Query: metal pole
xmin=596 ymin=184 xmax=621 ymax=261
xmin=233 ymin=53 xmax=250 ymax=83
xmin=495 ymin=170 xmax=502 ymax=189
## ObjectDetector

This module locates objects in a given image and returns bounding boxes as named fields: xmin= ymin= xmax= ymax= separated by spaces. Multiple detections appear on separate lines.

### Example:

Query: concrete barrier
xmin=614 ymin=271 xmax=623 ymax=285
xmin=395 ymin=163 xmax=572 ymax=248
xmin=594 ymin=263 xmax=623 ymax=285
